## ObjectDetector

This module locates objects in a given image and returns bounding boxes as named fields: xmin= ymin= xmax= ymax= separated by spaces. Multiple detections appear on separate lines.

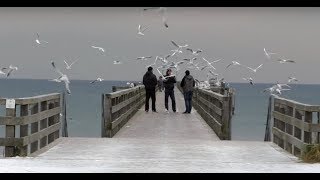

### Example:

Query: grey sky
xmin=0 ymin=7 xmax=319 ymax=84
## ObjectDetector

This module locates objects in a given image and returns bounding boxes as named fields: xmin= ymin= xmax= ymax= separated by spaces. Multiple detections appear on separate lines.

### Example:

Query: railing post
xmin=5 ymin=105 xmax=16 ymax=157
xmin=104 ymin=95 xmax=112 ymax=137
xmin=221 ymin=96 xmax=231 ymax=140
xmin=19 ymin=104 xmax=29 ymax=156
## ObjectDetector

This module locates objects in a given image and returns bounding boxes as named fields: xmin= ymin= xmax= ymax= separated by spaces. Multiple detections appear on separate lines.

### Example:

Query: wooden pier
xmin=0 ymin=85 xmax=320 ymax=172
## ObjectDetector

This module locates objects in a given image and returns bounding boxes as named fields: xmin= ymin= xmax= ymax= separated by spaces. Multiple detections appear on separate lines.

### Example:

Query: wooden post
xmin=19 ymin=104 xmax=29 ymax=156
xmin=62 ymin=92 xmax=68 ymax=137
xmin=103 ymin=95 xmax=112 ymax=137
xmin=5 ymin=107 xmax=16 ymax=157
xmin=221 ymin=96 xmax=231 ymax=140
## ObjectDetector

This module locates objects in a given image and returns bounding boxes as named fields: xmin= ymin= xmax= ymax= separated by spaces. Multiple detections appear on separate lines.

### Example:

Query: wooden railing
xmin=271 ymin=95 xmax=320 ymax=157
xmin=177 ymin=84 xmax=234 ymax=140
xmin=0 ymin=93 xmax=62 ymax=157
xmin=101 ymin=85 xmax=146 ymax=137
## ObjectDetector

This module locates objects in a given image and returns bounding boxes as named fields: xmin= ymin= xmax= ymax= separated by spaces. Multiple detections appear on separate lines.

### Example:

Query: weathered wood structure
xmin=0 ymin=93 xmax=62 ymax=157
xmin=101 ymin=85 xmax=146 ymax=137
xmin=270 ymin=95 xmax=320 ymax=157
xmin=177 ymin=85 xmax=234 ymax=140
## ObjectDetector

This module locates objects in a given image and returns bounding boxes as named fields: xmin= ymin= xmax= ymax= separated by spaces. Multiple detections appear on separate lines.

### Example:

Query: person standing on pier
xmin=163 ymin=68 xmax=177 ymax=113
xmin=143 ymin=66 xmax=158 ymax=112
xmin=180 ymin=70 xmax=195 ymax=114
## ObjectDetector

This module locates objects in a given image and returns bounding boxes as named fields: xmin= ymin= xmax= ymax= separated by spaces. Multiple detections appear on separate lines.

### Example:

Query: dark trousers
xmin=145 ymin=90 xmax=156 ymax=111
xmin=165 ymin=90 xmax=176 ymax=112
xmin=184 ymin=91 xmax=193 ymax=113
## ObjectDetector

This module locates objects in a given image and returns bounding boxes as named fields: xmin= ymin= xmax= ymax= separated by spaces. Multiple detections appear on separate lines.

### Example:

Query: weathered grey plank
xmin=111 ymin=93 xmax=140 ymax=113
xmin=22 ymin=123 xmax=61 ymax=146
xmin=5 ymin=108 xmax=16 ymax=157
xmin=106 ymin=86 xmax=144 ymax=98
xmin=0 ymin=93 xmax=60 ymax=105
xmin=0 ymin=107 xmax=60 ymax=125
xmin=272 ymin=127 xmax=306 ymax=150
xmin=274 ymin=96 xmax=320 ymax=112
xmin=197 ymin=95 xmax=222 ymax=116
xmin=111 ymin=102 xmax=140 ymax=129
xmin=0 ymin=138 xmax=23 ymax=147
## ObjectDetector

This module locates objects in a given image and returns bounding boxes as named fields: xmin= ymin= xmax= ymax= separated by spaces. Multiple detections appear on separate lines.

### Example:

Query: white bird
xmin=90 ymin=78 xmax=103 ymax=84
xmin=35 ymin=33 xmax=49 ymax=45
xmin=6 ymin=65 xmax=18 ymax=77
xmin=242 ymin=77 xmax=254 ymax=85
xmin=168 ymin=61 xmax=184 ymax=71
xmin=64 ymin=59 xmax=78 ymax=70
xmin=183 ymin=57 xmax=197 ymax=65
xmin=170 ymin=49 xmax=182 ymax=57
xmin=208 ymin=70 xmax=219 ymax=76
xmin=50 ymin=61 xmax=71 ymax=94
xmin=91 ymin=46 xmax=105 ymax=53
xmin=199 ymin=65 xmax=210 ymax=71
xmin=288 ymin=77 xmax=298 ymax=83
xmin=244 ymin=64 xmax=263 ymax=73
xmin=145 ymin=56 xmax=159 ymax=68
xmin=202 ymin=57 xmax=220 ymax=70
xmin=171 ymin=40 xmax=188 ymax=49
xmin=113 ymin=61 xmax=122 ymax=65
xmin=277 ymin=58 xmax=295 ymax=63
xmin=0 ymin=68 xmax=8 ymax=75
xmin=158 ymin=54 xmax=171 ymax=64
xmin=264 ymin=48 xmax=276 ymax=59
xmin=138 ymin=25 xmax=149 ymax=36
xmin=226 ymin=61 xmax=241 ymax=69
xmin=137 ymin=56 xmax=152 ymax=61
xmin=186 ymin=48 xmax=202 ymax=55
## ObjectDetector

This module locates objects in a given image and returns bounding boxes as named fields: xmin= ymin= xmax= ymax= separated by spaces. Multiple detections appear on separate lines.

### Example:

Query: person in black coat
xmin=143 ymin=66 xmax=158 ymax=112
xmin=163 ymin=68 xmax=177 ymax=112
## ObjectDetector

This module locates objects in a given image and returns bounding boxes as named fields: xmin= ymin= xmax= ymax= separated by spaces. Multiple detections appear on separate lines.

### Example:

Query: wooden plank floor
xmin=113 ymin=91 xmax=220 ymax=141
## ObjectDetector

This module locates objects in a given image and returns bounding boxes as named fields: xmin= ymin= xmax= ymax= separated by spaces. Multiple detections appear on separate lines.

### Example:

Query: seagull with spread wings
xmin=50 ymin=61 xmax=71 ymax=94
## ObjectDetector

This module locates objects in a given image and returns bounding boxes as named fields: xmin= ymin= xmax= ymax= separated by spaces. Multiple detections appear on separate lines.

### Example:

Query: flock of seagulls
xmin=3 ymin=7 xmax=300 ymax=98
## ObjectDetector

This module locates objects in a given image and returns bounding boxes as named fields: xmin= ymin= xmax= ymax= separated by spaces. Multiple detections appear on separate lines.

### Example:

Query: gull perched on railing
xmin=264 ymin=48 xmax=276 ymax=59
xmin=35 ymin=33 xmax=49 ymax=45
xmin=138 ymin=25 xmax=149 ymax=36
xmin=50 ymin=61 xmax=71 ymax=94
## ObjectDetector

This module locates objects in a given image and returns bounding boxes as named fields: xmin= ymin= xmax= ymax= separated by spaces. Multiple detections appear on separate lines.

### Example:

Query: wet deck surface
xmin=1 ymin=91 xmax=320 ymax=172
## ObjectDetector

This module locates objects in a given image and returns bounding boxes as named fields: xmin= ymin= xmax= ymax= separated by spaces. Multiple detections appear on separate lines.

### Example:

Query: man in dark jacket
xmin=180 ymin=70 xmax=195 ymax=114
xmin=143 ymin=66 xmax=158 ymax=112
xmin=163 ymin=68 xmax=177 ymax=112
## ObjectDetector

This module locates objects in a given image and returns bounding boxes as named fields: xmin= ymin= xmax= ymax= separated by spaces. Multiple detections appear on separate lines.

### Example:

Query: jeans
xmin=145 ymin=90 xmax=156 ymax=111
xmin=165 ymin=90 xmax=176 ymax=112
xmin=184 ymin=91 xmax=193 ymax=113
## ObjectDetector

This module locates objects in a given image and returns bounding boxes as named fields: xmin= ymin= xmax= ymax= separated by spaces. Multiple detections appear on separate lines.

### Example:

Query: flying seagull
xmin=186 ymin=48 xmax=202 ymax=55
xmin=113 ymin=61 xmax=122 ymax=65
xmin=138 ymin=25 xmax=149 ymax=36
xmin=6 ymin=65 xmax=18 ymax=77
xmin=288 ymin=77 xmax=298 ymax=83
xmin=90 ymin=78 xmax=104 ymax=84
xmin=264 ymin=48 xmax=276 ymax=59
xmin=35 ymin=33 xmax=49 ymax=45
xmin=226 ymin=61 xmax=241 ymax=69
xmin=277 ymin=58 xmax=295 ymax=63
xmin=50 ymin=61 xmax=71 ymax=94
xmin=91 ymin=46 xmax=105 ymax=53
xmin=171 ymin=40 xmax=188 ymax=49
xmin=64 ymin=59 xmax=78 ymax=70
xmin=244 ymin=64 xmax=263 ymax=73
xmin=243 ymin=77 xmax=254 ymax=85
xmin=137 ymin=56 xmax=152 ymax=61
xmin=202 ymin=57 xmax=221 ymax=70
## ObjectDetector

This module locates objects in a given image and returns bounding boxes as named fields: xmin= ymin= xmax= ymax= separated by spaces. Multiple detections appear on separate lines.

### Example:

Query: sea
xmin=0 ymin=79 xmax=319 ymax=142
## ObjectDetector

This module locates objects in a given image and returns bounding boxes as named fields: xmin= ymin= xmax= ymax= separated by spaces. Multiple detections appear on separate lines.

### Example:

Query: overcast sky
xmin=0 ymin=7 xmax=319 ymax=84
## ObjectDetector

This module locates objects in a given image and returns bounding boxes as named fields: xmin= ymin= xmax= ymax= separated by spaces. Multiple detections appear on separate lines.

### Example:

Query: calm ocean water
xmin=0 ymin=79 xmax=319 ymax=141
